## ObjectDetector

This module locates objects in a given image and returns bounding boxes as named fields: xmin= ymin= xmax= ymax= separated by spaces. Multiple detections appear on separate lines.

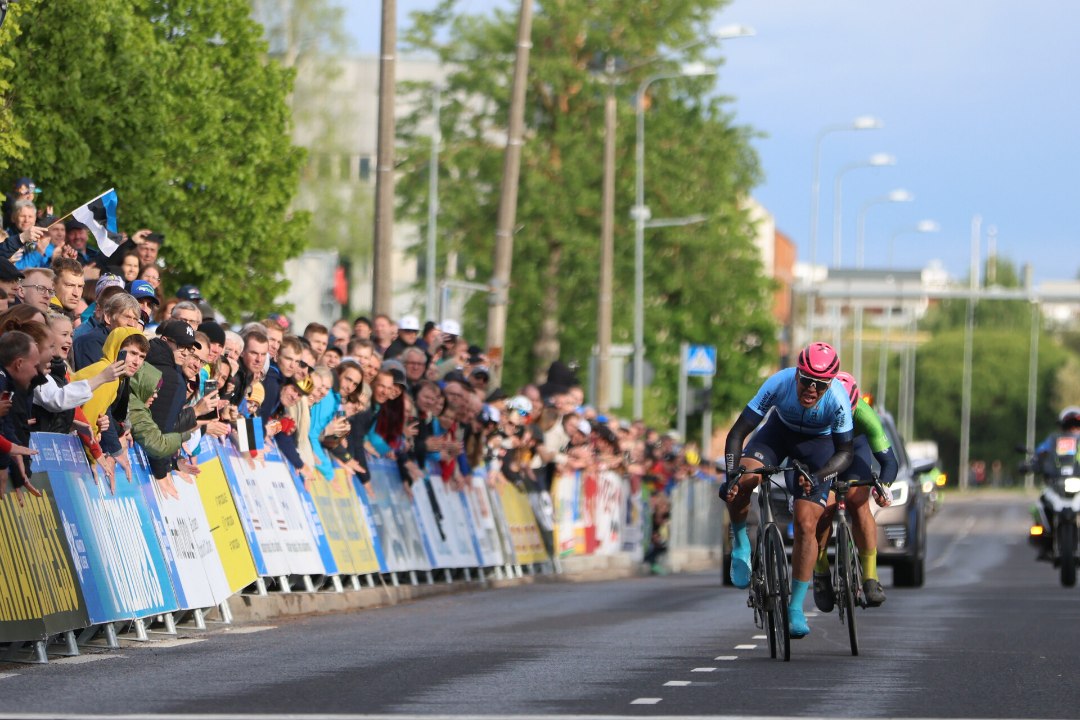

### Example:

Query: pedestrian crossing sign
xmin=686 ymin=344 xmax=717 ymax=377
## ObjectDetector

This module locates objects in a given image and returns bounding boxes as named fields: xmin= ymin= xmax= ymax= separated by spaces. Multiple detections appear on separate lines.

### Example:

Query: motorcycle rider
xmin=1029 ymin=406 xmax=1080 ymax=557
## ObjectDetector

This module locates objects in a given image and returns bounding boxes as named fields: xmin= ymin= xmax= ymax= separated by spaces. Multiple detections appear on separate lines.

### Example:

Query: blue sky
xmin=347 ymin=1 xmax=1080 ymax=284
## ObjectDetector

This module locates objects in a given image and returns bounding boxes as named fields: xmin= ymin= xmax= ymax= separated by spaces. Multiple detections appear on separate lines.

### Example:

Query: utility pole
xmin=958 ymin=215 xmax=980 ymax=491
xmin=596 ymin=57 xmax=617 ymax=412
xmin=485 ymin=0 xmax=534 ymax=387
xmin=372 ymin=0 xmax=396 ymax=316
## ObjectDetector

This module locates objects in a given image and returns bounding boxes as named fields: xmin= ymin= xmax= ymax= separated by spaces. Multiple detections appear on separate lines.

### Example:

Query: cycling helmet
xmin=796 ymin=342 xmax=840 ymax=380
xmin=1059 ymin=406 xmax=1080 ymax=428
xmin=835 ymin=371 xmax=860 ymax=409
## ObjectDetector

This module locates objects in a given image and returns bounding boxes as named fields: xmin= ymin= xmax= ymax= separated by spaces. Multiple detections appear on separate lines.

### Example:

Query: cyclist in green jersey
xmin=813 ymin=371 xmax=897 ymax=610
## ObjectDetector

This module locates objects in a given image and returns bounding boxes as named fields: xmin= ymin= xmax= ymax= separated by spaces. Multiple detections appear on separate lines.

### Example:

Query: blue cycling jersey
xmin=746 ymin=367 xmax=853 ymax=436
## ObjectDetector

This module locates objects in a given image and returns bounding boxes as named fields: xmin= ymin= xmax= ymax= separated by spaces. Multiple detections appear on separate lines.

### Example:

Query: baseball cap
xmin=506 ymin=395 xmax=533 ymax=416
xmin=398 ymin=314 xmax=420 ymax=332
xmin=130 ymin=280 xmax=160 ymax=305
xmin=470 ymin=365 xmax=490 ymax=379
xmin=267 ymin=312 xmax=290 ymax=330
xmin=95 ymin=273 xmax=125 ymax=296
xmin=157 ymin=320 xmax=202 ymax=349
xmin=64 ymin=219 xmax=87 ymax=231
xmin=0 ymin=259 xmax=24 ymax=282
xmin=176 ymin=284 xmax=202 ymax=301
xmin=438 ymin=319 xmax=461 ymax=336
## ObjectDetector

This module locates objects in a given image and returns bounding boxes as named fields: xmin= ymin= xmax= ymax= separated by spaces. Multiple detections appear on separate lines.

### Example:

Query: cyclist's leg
xmin=846 ymin=437 xmax=886 ymax=605
xmin=728 ymin=418 xmax=783 ymax=588
xmin=813 ymin=493 xmax=837 ymax=612
xmin=786 ymin=433 xmax=837 ymax=637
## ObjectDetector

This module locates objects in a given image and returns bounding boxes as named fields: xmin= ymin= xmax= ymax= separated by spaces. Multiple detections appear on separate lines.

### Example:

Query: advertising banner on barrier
xmin=621 ymin=481 xmax=646 ymax=558
xmin=464 ymin=471 xmax=505 ymax=567
xmin=258 ymin=447 xmax=326 ymax=576
xmin=551 ymin=471 xmax=581 ymax=558
xmin=365 ymin=458 xmax=431 ymax=573
xmin=34 ymin=433 xmax=177 ymax=624
xmin=137 ymin=448 xmax=230 ymax=610
xmin=193 ymin=445 xmax=258 ymax=595
xmin=218 ymin=443 xmax=290 ymax=577
xmin=288 ymin=463 xmax=339 ymax=577
xmin=592 ymin=471 xmax=625 ymax=555
xmin=302 ymin=465 xmax=381 ymax=576
xmin=413 ymin=470 xmax=479 ymax=569
xmin=495 ymin=480 xmax=549 ymax=565
xmin=0 ymin=470 xmax=89 ymax=642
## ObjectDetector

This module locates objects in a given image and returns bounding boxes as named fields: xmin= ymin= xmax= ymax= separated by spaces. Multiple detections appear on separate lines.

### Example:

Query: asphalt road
xmin=3 ymin=493 xmax=1079 ymax=719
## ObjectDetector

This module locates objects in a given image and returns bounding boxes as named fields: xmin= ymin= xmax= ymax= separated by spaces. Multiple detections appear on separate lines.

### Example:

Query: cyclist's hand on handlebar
xmin=798 ymin=472 xmax=819 ymax=494
xmin=873 ymin=483 xmax=893 ymax=507
xmin=719 ymin=466 xmax=746 ymax=501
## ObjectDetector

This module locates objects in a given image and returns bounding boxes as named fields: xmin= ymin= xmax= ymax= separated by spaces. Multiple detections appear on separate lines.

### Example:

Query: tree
xmin=397 ymin=0 xmax=774 ymax=423
xmin=0 ymin=0 xmax=308 ymax=320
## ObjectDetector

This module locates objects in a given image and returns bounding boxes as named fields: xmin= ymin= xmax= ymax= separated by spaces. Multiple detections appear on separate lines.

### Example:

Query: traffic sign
xmin=686 ymin=344 xmax=717 ymax=377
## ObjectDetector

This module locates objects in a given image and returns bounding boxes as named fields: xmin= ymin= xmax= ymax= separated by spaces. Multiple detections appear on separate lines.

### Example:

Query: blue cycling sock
xmin=729 ymin=522 xmax=751 ymax=588
xmin=789 ymin=579 xmax=811 ymax=637
xmin=790 ymin=579 xmax=809 ymax=608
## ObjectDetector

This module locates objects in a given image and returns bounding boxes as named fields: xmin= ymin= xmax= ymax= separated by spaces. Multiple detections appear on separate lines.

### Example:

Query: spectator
xmin=322 ymin=346 xmax=342 ymax=369
xmin=129 ymin=279 xmax=160 ymax=323
xmin=0 ymin=330 xmax=43 ymax=496
xmin=371 ymin=313 xmax=394 ymax=356
xmin=229 ymin=329 xmax=268 ymax=413
xmin=259 ymin=318 xmax=285 ymax=362
xmin=302 ymin=322 xmax=329 ymax=362
xmin=352 ymin=315 xmax=372 ymax=340
xmin=136 ymin=232 xmax=163 ymax=268
xmin=50 ymin=258 xmax=85 ymax=316
xmin=19 ymin=267 xmax=55 ymax=312
xmin=71 ymin=292 xmax=141 ymax=370
xmin=138 ymin=263 xmax=161 ymax=290
xmin=384 ymin=315 xmax=420 ymax=360
xmin=416 ymin=320 xmax=439 ymax=355
xmin=330 ymin=319 xmax=351 ymax=352
xmin=170 ymin=300 xmax=202 ymax=330
xmin=114 ymin=248 xmax=141 ymax=285
xmin=64 ymin=220 xmax=98 ymax=265
xmin=73 ymin=281 xmax=124 ymax=341
xmin=400 ymin=346 xmax=428 ymax=393
xmin=0 ymin=259 xmax=23 ymax=299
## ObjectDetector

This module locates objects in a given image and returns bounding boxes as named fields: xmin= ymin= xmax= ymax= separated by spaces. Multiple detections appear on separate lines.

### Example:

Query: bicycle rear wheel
xmin=764 ymin=524 xmax=791 ymax=662
xmin=836 ymin=522 xmax=859 ymax=656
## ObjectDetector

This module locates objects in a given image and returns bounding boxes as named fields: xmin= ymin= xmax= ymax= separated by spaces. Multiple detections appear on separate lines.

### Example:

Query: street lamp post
xmin=888 ymin=219 xmax=940 ymax=269
xmin=832 ymin=153 xmax=895 ymax=267
xmin=805 ymin=115 xmax=883 ymax=339
xmin=632 ymin=63 xmax=716 ymax=420
xmin=851 ymin=189 xmax=913 ymax=383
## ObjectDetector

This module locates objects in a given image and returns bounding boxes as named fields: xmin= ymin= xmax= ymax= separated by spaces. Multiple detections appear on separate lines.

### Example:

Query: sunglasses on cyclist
xmin=797 ymin=371 xmax=832 ymax=392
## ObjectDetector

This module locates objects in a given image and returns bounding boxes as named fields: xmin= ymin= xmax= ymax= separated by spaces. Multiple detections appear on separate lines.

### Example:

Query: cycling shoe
xmin=730 ymin=554 xmax=751 ymax=588
xmin=813 ymin=572 xmax=835 ymax=613
xmin=788 ymin=604 xmax=810 ymax=638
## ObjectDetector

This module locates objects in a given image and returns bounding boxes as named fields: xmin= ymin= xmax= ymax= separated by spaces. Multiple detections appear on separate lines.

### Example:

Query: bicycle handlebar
xmin=718 ymin=460 xmax=814 ymax=499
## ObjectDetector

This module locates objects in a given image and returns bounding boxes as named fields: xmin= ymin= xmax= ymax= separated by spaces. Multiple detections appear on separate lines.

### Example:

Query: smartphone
xmin=117 ymin=349 xmax=127 ymax=364
xmin=204 ymin=379 xmax=218 ymax=395
xmin=334 ymin=409 xmax=347 ymax=421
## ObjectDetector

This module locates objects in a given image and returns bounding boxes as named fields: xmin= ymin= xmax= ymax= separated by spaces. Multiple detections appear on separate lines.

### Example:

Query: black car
xmin=722 ymin=410 xmax=930 ymax=587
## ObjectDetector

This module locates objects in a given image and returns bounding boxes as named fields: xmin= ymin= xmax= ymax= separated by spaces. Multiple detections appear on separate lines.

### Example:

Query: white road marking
xmin=631 ymin=697 xmax=663 ymax=705
xmin=51 ymin=654 xmax=125 ymax=665
xmin=691 ymin=667 xmax=717 ymax=672
xmin=664 ymin=680 xmax=692 ymax=687
xmin=734 ymin=644 xmax=757 ymax=650
xmin=752 ymin=634 xmax=767 ymax=639
xmin=0 ymin=672 xmax=19 ymax=680
xmin=714 ymin=655 xmax=739 ymax=660
xmin=222 ymin=625 xmax=277 ymax=634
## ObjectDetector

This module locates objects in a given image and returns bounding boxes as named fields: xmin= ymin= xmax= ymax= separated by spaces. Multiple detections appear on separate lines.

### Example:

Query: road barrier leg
xmin=463 ymin=567 xmax=472 ymax=582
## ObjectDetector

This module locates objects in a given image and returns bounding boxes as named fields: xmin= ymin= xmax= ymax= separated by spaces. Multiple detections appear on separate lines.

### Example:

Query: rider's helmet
xmin=1059 ymin=406 xmax=1080 ymax=430
xmin=835 ymin=371 xmax=860 ymax=409
xmin=796 ymin=342 xmax=840 ymax=380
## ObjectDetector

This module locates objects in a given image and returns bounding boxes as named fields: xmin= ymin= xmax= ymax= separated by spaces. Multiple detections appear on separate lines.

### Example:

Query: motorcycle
xmin=1019 ymin=438 xmax=1080 ymax=587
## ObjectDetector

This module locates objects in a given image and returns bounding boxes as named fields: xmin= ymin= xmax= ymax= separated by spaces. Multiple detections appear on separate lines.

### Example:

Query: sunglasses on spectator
xmin=298 ymin=360 xmax=312 ymax=371
xmin=796 ymin=371 xmax=831 ymax=392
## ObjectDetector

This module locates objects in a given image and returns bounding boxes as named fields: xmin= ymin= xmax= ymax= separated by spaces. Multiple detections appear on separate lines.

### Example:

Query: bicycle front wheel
xmin=836 ymin=522 xmax=859 ymax=656
xmin=764 ymin=524 xmax=791 ymax=662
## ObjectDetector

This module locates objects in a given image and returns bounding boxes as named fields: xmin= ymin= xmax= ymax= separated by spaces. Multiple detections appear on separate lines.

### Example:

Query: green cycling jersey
xmin=852 ymin=397 xmax=891 ymax=454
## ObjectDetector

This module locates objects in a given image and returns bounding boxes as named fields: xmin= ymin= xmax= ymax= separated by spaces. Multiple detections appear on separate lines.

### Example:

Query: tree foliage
xmin=0 ymin=0 xmax=308 ymax=320
xmin=397 ymin=0 xmax=773 ymax=422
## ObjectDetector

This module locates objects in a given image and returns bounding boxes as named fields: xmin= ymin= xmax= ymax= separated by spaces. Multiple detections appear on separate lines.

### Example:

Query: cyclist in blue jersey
xmin=721 ymin=342 xmax=854 ymax=638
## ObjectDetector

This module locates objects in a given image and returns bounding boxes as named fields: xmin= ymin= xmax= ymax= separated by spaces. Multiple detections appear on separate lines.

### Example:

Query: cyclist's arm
xmin=816 ymin=430 xmax=854 ymax=482
xmin=724 ymin=407 xmax=764 ymax=476
xmin=854 ymin=399 xmax=898 ymax=485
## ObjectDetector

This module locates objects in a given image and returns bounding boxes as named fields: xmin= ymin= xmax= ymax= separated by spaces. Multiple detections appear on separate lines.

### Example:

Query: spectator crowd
xmin=1 ymin=176 xmax=713 ymax=568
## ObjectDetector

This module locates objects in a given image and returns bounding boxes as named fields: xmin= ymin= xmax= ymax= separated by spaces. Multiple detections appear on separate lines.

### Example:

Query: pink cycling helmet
xmin=835 ymin=371 xmax=860 ymax=409
xmin=796 ymin=342 xmax=840 ymax=380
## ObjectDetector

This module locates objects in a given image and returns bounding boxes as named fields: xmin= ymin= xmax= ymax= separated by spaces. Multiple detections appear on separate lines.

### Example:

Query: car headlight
xmin=1064 ymin=477 xmax=1080 ymax=494
xmin=888 ymin=481 xmax=910 ymax=507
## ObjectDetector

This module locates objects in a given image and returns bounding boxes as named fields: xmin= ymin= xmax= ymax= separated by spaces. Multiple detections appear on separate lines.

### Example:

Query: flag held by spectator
xmin=70 ymin=188 xmax=121 ymax=256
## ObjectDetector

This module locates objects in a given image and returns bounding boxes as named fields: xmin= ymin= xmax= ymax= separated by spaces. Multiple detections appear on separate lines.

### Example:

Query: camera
xmin=204 ymin=379 xmax=218 ymax=395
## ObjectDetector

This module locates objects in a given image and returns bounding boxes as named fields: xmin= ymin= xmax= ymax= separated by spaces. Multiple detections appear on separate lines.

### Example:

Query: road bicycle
xmin=827 ymin=473 xmax=887 ymax=656
xmin=722 ymin=461 xmax=814 ymax=662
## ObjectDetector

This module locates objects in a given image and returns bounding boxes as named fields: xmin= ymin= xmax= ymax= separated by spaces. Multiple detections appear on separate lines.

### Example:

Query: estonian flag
xmin=70 ymin=188 xmax=121 ymax=257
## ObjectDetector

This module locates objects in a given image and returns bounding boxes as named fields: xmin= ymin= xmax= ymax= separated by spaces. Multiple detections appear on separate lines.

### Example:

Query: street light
xmin=855 ymin=189 xmax=913 ymax=269
xmin=832 ymin=153 xmax=895 ymax=267
xmin=594 ymin=24 xmax=753 ymax=413
xmin=632 ymin=63 xmax=717 ymax=420
xmin=888 ymin=219 xmax=939 ymax=269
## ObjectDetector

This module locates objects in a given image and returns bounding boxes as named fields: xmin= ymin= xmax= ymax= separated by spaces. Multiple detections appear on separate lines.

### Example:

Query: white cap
xmin=506 ymin=395 xmax=533 ymax=416
xmin=398 ymin=314 xmax=420 ymax=331
xmin=439 ymin=319 xmax=461 ymax=336
xmin=576 ymin=419 xmax=592 ymax=436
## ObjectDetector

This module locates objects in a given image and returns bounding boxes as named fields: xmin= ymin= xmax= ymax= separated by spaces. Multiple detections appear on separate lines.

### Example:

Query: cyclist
xmin=722 ymin=342 xmax=854 ymax=638
xmin=1029 ymin=406 xmax=1080 ymax=555
xmin=812 ymin=371 xmax=896 ymax=612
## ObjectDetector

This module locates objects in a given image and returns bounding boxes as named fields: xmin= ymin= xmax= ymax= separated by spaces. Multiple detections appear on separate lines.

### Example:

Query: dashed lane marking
xmin=734 ymin=644 xmax=757 ymax=650
xmin=0 ymin=672 xmax=19 ymax=680
xmin=752 ymin=634 xmax=766 ymax=639
xmin=691 ymin=667 xmax=717 ymax=672
xmin=631 ymin=698 xmax=663 ymax=705
xmin=664 ymin=681 xmax=692 ymax=687
xmin=714 ymin=656 xmax=738 ymax=660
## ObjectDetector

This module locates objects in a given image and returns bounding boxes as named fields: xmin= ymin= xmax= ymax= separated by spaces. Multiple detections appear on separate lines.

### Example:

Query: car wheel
xmin=893 ymin=555 xmax=924 ymax=587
